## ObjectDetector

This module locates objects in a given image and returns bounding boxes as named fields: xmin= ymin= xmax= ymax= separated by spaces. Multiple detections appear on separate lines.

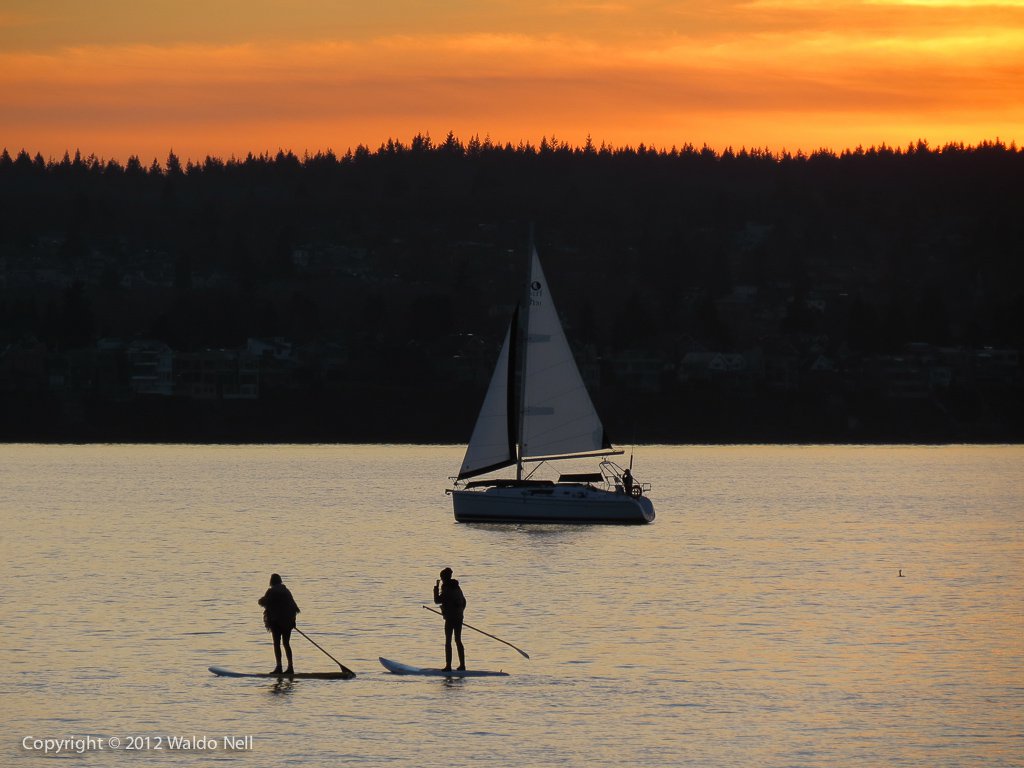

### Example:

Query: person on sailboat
xmin=622 ymin=468 xmax=634 ymax=496
xmin=433 ymin=567 xmax=467 ymax=671
xmin=258 ymin=573 xmax=301 ymax=675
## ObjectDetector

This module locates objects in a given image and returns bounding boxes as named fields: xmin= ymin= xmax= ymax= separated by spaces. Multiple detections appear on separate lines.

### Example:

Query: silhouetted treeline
xmin=1 ymin=136 xmax=1021 ymax=442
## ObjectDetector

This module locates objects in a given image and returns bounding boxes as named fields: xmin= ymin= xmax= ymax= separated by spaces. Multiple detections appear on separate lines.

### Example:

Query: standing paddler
xmin=433 ymin=567 xmax=467 ymax=671
xmin=258 ymin=573 xmax=300 ymax=675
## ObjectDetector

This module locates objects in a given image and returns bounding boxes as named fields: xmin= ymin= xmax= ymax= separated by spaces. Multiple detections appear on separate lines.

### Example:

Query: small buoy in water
xmin=898 ymin=569 xmax=905 ymax=577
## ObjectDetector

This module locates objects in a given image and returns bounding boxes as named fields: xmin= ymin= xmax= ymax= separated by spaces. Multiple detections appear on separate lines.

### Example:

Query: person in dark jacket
xmin=258 ymin=573 xmax=300 ymax=674
xmin=622 ymin=468 xmax=634 ymax=495
xmin=433 ymin=567 xmax=467 ymax=671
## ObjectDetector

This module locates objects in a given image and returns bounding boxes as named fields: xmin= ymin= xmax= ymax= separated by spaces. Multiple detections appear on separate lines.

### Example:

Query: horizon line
xmin=3 ymin=134 xmax=1021 ymax=170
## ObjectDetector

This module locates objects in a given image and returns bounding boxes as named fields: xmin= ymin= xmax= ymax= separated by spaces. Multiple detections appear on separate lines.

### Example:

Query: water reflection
xmin=267 ymin=679 xmax=295 ymax=696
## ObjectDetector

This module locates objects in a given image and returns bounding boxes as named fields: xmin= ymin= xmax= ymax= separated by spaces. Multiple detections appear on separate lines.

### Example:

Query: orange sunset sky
xmin=1 ymin=0 xmax=1022 ymax=163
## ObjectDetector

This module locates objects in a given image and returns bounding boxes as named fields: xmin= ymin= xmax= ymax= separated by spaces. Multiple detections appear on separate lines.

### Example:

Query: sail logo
xmin=530 ymin=280 xmax=544 ymax=306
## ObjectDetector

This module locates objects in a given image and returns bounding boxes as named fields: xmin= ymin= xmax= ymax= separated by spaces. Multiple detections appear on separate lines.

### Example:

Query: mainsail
xmin=457 ymin=246 xmax=611 ymax=480
xmin=458 ymin=319 xmax=516 ymax=479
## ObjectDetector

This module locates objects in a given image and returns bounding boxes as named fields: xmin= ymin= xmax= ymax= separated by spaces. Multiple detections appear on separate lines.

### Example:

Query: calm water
xmin=2 ymin=445 xmax=1021 ymax=767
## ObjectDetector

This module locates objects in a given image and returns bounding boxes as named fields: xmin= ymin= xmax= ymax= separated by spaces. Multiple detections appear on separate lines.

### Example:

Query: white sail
xmin=520 ymin=247 xmax=609 ymax=460
xmin=458 ymin=320 xmax=516 ymax=479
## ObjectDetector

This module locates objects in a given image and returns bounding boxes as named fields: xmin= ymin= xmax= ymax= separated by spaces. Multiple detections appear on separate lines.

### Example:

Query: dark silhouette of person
xmin=433 ymin=567 xmax=467 ymax=671
xmin=258 ymin=573 xmax=300 ymax=675
xmin=622 ymin=468 xmax=634 ymax=496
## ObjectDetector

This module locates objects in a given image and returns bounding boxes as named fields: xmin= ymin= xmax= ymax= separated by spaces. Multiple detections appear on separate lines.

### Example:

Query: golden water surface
xmin=2 ymin=445 xmax=1021 ymax=767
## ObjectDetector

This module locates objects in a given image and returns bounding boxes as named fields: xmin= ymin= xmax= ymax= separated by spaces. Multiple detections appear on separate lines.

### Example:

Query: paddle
xmin=422 ymin=605 xmax=530 ymax=659
xmin=294 ymin=627 xmax=356 ymax=678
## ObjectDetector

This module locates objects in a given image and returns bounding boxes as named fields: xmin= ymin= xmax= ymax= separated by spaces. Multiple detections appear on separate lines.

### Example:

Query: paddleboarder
xmin=433 ymin=567 xmax=467 ymax=671
xmin=258 ymin=573 xmax=300 ymax=675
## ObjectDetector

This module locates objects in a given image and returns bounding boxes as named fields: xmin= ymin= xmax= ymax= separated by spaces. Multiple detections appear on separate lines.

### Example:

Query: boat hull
xmin=451 ymin=484 xmax=655 ymax=524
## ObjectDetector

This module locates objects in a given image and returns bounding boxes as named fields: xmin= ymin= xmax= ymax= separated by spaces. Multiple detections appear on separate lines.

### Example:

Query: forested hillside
xmin=1 ymin=137 xmax=1021 ymax=442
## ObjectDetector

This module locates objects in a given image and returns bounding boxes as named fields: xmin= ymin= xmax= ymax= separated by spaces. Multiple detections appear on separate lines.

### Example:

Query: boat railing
xmin=598 ymin=459 xmax=651 ymax=497
xmin=450 ymin=462 xmax=650 ymax=496
xmin=448 ymin=477 xmax=557 ymax=492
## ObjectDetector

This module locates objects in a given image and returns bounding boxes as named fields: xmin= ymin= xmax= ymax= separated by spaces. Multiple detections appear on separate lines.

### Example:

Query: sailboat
xmin=448 ymin=244 xmax=655 ymax=524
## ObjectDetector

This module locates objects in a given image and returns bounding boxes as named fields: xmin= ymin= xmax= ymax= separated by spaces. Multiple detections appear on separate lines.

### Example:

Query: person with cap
xmin=258 ymin=573 xmax=301 ymax=675
xmin=433 ymin=567 xmax=467 ymax=671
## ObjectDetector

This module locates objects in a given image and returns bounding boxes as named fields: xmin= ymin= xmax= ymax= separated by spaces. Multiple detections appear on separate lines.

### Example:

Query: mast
xmin=515 ymin=242 xmax=532 ymax=480
xmin=509 ymin=303 xmax=524 ymax=481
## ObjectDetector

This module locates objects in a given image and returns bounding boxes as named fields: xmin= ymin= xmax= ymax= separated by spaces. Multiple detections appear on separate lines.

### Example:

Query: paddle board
xmin=378 ymin=657 xmax=509 ymax=677
xmin=208 ymin=666 xmax=355 ymax=680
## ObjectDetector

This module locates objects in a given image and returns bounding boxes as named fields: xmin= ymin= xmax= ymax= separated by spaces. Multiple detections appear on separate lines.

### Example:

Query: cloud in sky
xmin=0 ymin=0 xmax=1021 ymax=160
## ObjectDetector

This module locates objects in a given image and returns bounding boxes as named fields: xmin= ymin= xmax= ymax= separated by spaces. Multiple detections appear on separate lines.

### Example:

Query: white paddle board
xmin=209 ymin=665 xmax=354 ymax=680
xmin=378 ymin=657 xmax=509 ymax=677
